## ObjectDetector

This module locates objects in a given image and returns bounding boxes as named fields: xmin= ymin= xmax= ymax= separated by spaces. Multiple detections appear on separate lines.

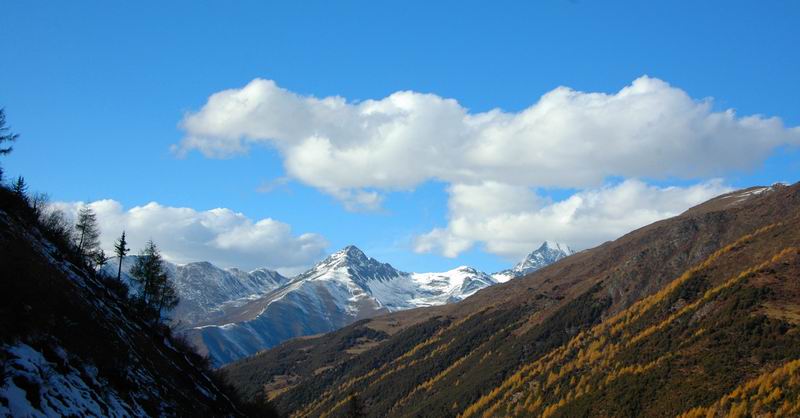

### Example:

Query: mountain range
xmin=112 ymin=242 xmax=572 ymax=365
xmin=222 ymin=183 xmax=800 ymax=417
xmin=110 ymin=242 xmax=572 ymax=334
xmin=191 ymin=244 xmax=572 ymax=365
xmin=104 ymin=257 xmax=291 ymax=327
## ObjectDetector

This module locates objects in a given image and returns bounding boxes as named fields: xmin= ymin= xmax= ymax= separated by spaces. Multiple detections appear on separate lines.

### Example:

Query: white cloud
xmin=414 ymin=179 xmax=732 ymax=259
xmin=175 ymin=77 xmax=797 ymax=258
xmin=52 ymin=200 xmax=328 ymax=273
xmin=177 ymin=76 xmax=799 ymax=209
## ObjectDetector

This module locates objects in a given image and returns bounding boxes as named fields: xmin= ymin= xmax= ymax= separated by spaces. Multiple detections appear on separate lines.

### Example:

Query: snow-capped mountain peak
xmin=300 ymin=245 xmax=407 ymax=286
xmin=328 ymin=245 xmax=369 ymax=265
xmin=515 ymin=241 xmax=574 ymax=270
xmin=161 ymin=243 xmax=569 ymax=365
xmin=540 ymin=240 xmax=573 ymax=254
xmin=190 ymin=247 xmax=501 ymax=364
xmin=492 ymin=241 xmax=574 ymax=282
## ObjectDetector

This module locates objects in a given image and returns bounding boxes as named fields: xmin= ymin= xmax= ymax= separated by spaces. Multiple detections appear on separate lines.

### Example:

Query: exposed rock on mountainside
xmin=0 ymin=190 xmax=259 ymax=416
xmin=222 ymin=183 xmax=800 ymax=417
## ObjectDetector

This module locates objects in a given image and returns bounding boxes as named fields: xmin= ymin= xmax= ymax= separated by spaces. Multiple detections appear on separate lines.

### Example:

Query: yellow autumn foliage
xmin=678 ymin=359 xmax=800 ymax=418
xmin=458 ymin=223 xmax=793 ymax=418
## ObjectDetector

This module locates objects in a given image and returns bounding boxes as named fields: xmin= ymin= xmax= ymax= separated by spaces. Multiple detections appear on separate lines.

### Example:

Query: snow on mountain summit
xmin=161 ymin=243 xmax=569 ymax=365
xmin=492 ymin=241 xmax=574 ymax=282
xmin=287 ymin=246 xmax=502 ymax=311
xmin=540 ymin=241 xmax=573 ymax=255
xmin=410 ymin=266 xmax=497 ymax=306
xmin=298 ymin=244 xmax=408 ymax=287
xmin=189 ymin=246 xmax=504 ymax=364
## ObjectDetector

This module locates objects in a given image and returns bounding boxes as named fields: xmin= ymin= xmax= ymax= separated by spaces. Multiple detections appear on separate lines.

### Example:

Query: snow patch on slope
xmin=0 ymin=210 xmax=238 ymax=417
xmin=0 ymin=343 xmax=143 ymax=418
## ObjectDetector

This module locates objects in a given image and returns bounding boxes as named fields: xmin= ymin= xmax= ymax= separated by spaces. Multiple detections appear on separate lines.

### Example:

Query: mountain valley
xmin=119 ymin=242 xmax=573 ymax=365
xmin=222 ymin=184 xmax=800 ymax=417
xmin=4 ymin=176 xmax=800 ymax=417
xmin=4 ymin=6 xmax=798 ymax=417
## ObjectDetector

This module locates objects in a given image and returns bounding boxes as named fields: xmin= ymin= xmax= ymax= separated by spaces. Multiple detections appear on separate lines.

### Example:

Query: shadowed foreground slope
xmin=224 ymin=184 xmax=800 ymax=417
xmin=0 ymin=188 xmax=273 ymax=417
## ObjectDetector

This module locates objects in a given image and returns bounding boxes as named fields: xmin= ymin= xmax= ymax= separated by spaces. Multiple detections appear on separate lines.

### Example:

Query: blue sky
xmin=1 ymin=1 xmax=799 ymax=274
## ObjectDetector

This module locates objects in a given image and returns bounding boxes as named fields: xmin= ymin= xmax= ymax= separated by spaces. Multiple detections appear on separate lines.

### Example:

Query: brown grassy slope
xmin=223 ymin=184 xmax=800 ymax=417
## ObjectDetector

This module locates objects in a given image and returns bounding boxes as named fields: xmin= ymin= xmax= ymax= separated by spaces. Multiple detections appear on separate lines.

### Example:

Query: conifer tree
xmin=130 ymin=240 xmax=179 ymax=321
xmin=12 ymin=176 xmax=27 ymax=198
xmin=0 ymin=108 xmax=18 ymax=157
xmin=155 ymin=277 xmax=179 ymax=320
xmin=130 ymin=240 xmax=161 ymax=311
xmin=113 ymin=231 xmax=130 ymax=281
xmin=30 ymin=192 xmax=49 ymax=219
xmin=93 ymin=248 xmax=110 ymax=270
xmin=75 ymin=205 xmax=100 ymax=260
xmin=0 ymin=108 xmax=18 ymax=182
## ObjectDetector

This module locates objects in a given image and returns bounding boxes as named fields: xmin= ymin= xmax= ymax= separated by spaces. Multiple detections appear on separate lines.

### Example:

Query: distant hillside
xmin=222 ymin=183 xmax=800 ymax=417
xmin=0 ymin=187 xmax=274 ymax=417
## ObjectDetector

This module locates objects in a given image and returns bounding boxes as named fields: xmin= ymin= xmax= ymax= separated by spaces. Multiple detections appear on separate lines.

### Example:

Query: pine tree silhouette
xmin=75 ymin=205 xmax=100 ymax=260
xmin=130 ymin=240 xmax=179 ymax=321
xmin=113 ymin=231 xmax=130 ymax=281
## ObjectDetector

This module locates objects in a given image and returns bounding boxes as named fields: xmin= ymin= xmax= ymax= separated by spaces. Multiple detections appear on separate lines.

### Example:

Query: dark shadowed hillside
xmin=0 ymin=188 xmax=276 ymax=417
xmin=223 ymin=183 xmax=800 ymax=417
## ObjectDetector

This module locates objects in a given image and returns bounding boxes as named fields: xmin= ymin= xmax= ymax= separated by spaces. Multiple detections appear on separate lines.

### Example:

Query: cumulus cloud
xmin=52 ymin=200 xmax=328 ymax=274
xmin=177 ymin=76 xmax=799 ymax=208
xmin=175 ymin=77 xmax=797 ymax=258
xmin=414 ymin=179 xmax=732 ymax=259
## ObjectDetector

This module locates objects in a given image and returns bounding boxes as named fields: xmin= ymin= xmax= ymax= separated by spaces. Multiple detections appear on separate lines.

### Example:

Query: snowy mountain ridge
xmin=409 ymin=266 xmax=497 ymax=306
xmin=186 ymin=242 xmax=573 ymax=365
xmin=104 ymin=257 xmax=289 ymax=327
